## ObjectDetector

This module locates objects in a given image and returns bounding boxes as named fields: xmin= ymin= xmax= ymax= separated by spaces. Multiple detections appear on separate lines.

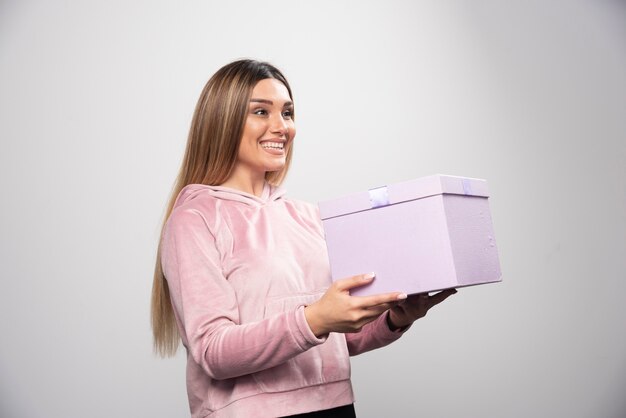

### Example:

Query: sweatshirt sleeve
xmin=345 ymin=311 xmax=411 ymax=356
xmin=161 ymin=208 xmax=327 ymax=380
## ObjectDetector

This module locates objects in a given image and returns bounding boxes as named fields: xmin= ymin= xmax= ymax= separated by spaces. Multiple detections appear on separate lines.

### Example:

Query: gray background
xmin=1 ymin=1 xmax=625 ymax=417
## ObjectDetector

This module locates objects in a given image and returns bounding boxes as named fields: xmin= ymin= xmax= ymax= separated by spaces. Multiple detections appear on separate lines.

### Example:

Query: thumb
xmin=427 ymin=288 xmax=457 ymax=307
xmin=334 ymin=273 xmax=376 ymax=292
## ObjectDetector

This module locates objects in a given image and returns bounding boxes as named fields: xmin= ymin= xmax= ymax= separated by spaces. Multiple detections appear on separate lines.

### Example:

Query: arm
xmin=344 ymin=311 xmax=408 ymax=356
xmin=345 ymin=289 xmax=458 ymax=355
xmin=302 ymin=274 xmax=409 ymax=355
xmin=161 ymin=209 xmax=326 ymax=380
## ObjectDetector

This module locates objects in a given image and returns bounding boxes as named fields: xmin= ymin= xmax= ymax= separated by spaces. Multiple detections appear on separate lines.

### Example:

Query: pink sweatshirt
xmin=160 ymin=182 xmax=406 ymax=418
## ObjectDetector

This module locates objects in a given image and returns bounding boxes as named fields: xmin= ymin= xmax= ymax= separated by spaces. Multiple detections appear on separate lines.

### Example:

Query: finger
xmin=334 ymin=273 xmax=376 ymax=292
xmin=402 ymin=293 xmax=428 ymax=306
xmin=355 ymin=291 xmax=407 ymax=308
xmin=363 ymin=301 xmax=400 ymax=314
xmin=426 ymin=288 xmax=457 ymax=308
xmin=360 ymin=303 xmax=397 ymax=321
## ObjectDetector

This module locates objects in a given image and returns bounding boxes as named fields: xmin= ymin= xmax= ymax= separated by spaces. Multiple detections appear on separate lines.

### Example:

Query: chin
xmin=264 ymin=167 xmax=284 ymax=175
xmin=263 ymin=160 xmax=286 ymax=173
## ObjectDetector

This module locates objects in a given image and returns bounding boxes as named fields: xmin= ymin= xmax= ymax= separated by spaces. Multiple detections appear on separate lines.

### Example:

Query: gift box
xmin=318 ymin=174 xmax=502 ymax=296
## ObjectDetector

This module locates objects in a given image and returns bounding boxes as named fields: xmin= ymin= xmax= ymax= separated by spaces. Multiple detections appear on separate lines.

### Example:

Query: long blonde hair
xmin=151 ymin=59 xmax=295 ymax=356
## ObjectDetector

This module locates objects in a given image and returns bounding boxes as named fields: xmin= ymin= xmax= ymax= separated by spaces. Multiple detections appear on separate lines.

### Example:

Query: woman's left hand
xmin=386 ymin=288 xmax=457 ymax=331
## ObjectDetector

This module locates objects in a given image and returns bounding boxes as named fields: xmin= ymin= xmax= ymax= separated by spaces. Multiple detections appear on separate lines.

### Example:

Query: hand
xmin=304 ymin=273 xmax=407 ymax=338
xmin=386 ymin=289 xmax=457 ymax=331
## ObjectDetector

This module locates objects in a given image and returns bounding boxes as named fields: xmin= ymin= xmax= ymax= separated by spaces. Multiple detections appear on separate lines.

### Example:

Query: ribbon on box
xmin=368 ymin=186 xmax=389 ymax=208
xmin=462 ymin=178 xmax=473 ymax=195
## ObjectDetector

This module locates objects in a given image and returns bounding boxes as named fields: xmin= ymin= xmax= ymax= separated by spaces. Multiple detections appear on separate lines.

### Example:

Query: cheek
xmin=243 ymin=119 xmax=266 ymax=140
xmin=238 ymin=129 xmax=259 ymax=159
xmin=237 ymin=134 xmax=255 ymax=158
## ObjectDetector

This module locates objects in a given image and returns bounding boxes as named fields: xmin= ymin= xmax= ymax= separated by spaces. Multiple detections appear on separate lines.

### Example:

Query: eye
xmin=253 ymin=108 xmax=268 ymax=116
xmin=282 ymin=109 xmax=294 ymax=119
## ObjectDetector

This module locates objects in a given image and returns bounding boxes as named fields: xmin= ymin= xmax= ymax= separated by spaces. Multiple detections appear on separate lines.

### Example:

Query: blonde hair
xmin=151 ymin=59 xmax=295 ymax=356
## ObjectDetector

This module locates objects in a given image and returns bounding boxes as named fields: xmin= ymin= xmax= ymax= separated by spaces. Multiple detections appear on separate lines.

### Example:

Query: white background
xmin=1 ymin=1 xmax=625 ymax=417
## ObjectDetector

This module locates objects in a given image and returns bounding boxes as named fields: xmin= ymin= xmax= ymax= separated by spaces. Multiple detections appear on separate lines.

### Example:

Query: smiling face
xmin=234 ymin=78 xmax=296 ymax=181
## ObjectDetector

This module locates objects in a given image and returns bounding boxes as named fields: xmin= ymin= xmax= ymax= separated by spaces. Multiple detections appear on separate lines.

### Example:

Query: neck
xmin=219 ymin=167 xmax=266 ymax=197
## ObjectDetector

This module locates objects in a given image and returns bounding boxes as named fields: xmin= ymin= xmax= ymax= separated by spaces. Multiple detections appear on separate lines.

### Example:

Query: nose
xmin=270 ymin=114 xmax=288 ymax=136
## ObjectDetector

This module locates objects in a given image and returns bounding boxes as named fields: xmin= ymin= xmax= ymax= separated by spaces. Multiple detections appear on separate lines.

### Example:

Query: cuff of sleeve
xmin=379 ymin=312 xmax=411 ymax=339
xmin=293 ymin=305 xmax=328 ymax=348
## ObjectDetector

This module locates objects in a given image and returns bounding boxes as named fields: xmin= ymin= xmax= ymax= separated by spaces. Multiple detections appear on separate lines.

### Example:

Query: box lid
xmin=318 ymin=174 xmax=490 ymax=220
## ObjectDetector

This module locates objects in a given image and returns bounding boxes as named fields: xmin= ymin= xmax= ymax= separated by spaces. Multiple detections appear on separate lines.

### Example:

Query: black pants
xmin=281 ymin=403 xmax=357 ymax=418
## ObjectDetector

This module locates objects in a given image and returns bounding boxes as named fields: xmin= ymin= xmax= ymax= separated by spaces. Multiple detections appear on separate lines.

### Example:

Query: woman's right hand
xmin=304 ymin=273 xmax=407 ymax=338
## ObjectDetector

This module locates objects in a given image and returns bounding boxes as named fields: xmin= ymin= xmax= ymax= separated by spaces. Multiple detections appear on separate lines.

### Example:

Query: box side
xmin=442 ymin=195 xmax=502 ymax=286
xmin=318 ymin=190 xmax=372 ymax=220
xmin=322 ymin=195 xmax=458 ymax=297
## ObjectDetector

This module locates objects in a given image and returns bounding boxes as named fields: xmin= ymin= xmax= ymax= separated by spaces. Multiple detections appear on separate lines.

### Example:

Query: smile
xmin=260 ymin=141 xmax=285 ymax=150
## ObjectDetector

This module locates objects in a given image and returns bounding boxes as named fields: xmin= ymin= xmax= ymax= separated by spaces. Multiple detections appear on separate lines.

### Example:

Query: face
xmin=236 ymin=78 xmax=296 ymax=178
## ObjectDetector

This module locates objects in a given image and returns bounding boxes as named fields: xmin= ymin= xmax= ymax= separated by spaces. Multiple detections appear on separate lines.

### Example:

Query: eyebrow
xmin=250 ymin=98 xmax=294 ymax=107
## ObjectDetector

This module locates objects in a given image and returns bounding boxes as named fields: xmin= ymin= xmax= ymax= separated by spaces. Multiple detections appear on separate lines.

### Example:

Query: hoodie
xmin=160 ymin=182 xmax=405 ymax=418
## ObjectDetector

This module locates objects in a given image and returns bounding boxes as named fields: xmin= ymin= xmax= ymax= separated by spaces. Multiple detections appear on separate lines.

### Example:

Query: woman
xmin=151 ymin=59 xmax=456 ymax=418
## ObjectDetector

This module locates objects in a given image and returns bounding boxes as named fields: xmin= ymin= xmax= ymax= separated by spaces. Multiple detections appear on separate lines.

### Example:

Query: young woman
xmin=151 ymin=59 xmax=456 ymax=418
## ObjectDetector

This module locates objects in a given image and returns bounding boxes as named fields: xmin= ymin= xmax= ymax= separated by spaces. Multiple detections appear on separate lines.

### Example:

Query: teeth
xmin=261 ymin=141 xmax=284 ymax=150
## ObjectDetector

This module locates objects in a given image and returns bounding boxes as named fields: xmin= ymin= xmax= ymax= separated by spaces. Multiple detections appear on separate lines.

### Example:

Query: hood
xmin=173 ymin=182 xmax=286 ymax=209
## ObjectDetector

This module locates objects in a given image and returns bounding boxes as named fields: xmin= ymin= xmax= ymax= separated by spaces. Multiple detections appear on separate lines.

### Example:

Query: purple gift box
xmin=318 ymin=174 xmax=502 ymax=296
